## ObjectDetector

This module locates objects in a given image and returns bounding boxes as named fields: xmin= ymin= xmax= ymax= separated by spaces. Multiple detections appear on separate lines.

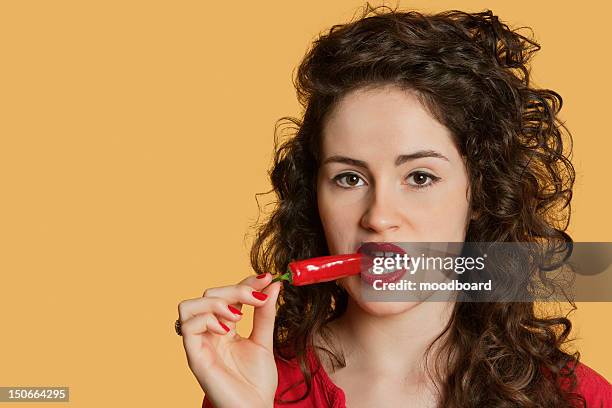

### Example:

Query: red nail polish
xmin=228 ymin=305 xmax=243 ymax=315
xmin=252 ymin=291 xmax=268 ymax=301
xmin=256 ymin=273 xmax=267 ymax=279
xmin=219 ymin=321 xmax=230 ymax=332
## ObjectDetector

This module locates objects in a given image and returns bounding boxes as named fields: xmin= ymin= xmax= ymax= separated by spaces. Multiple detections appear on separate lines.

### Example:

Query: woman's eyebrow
xmin=322 ymin=150 xmax=449 ymax=168
xmin=395 ymin=150 xmax=449 ymax=165
xmin=322 ymin=156 xmax=369 ymax=169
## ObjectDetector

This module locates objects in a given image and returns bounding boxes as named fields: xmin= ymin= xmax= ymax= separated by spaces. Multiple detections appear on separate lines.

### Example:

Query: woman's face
xmin=316 ymin=85 xmax=472 ymax=315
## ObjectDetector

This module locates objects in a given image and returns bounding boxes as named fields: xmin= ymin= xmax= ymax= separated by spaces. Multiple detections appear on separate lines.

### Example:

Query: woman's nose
xmin=359 ymin=187 xmax=401 ymax=233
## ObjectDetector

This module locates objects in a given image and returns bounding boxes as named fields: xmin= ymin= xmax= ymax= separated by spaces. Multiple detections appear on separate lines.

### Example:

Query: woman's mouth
xmin=357 ymin=242 xmax=410 ymax=285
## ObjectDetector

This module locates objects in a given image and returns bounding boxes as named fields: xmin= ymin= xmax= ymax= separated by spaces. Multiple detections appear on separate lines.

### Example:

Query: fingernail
xmin=256 ymin=273 xmax=267 ymax=279
xmin=228 ymin=305 xmax=243 ymax=315
xmin=252 ymin=291 xmax=268 ymax=301
xmin=219 ymin=321 xmax=230 ymax=332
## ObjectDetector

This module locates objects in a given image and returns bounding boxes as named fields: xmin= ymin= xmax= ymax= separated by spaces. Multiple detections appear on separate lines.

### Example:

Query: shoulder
xmin=571 ymin=362 xmax=612 ymax=405
xmin=274 ymin=347 xmax=345 ymax=408
xmin=549 ymin=361 xmax=612 ymax=406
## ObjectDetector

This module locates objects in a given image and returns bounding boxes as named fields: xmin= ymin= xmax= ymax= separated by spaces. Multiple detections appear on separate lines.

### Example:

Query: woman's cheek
xmin=419 ymin=195 xmax=470 ymax=240
xmin=321 ymin=203 xmax=359 ymax=254
xmin=326 ymin=214 xmax=353 ymax=253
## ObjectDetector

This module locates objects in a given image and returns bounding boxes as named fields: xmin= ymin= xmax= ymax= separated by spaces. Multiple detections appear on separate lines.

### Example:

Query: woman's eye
xmin=333 ymin=173 xmax=365 ymax=188
xmin=406 ymin=171 xmax=440 ymax=188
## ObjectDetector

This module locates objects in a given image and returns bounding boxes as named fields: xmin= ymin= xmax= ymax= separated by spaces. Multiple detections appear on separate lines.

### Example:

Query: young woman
xmin=177 ymin=6 xmax=612 ymax=407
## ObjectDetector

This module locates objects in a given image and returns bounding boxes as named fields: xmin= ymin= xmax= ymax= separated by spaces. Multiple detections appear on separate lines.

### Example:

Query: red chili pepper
xmin=271 ymin=253 xmax=369 ymax=286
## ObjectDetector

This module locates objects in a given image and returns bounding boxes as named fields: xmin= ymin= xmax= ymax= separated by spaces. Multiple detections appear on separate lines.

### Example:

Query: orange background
xmin=0 ymin=1 xmax=609 ymax=406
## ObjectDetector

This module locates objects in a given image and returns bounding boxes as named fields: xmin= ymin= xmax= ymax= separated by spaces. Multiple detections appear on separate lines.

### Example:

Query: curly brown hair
xmin=250 ymin=4 xmax=583 ymax=407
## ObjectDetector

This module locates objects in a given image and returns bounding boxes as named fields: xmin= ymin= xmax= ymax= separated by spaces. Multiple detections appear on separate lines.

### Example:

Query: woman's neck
xmin=325 ymin=298 xmax=455 ymax=380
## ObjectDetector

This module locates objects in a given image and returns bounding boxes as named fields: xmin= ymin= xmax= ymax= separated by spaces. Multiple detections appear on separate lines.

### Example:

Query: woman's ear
xmin=465 ymin=171 xmax=481 ymax=222
xmin=465 ymin=183 xmax=479 ymax=221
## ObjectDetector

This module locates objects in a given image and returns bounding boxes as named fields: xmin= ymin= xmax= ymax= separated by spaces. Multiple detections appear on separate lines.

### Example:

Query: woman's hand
xmin=178 ymin=273 xmax=282 ymax=408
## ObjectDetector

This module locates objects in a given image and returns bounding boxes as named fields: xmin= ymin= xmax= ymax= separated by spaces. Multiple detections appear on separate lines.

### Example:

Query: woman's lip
xmin=356 ymin=242 xmax=409 ymax=285
xmin=357 ymin=242 xmax=407 ymax=256
xmin=360 ymin=267 xmax=408 ymax=285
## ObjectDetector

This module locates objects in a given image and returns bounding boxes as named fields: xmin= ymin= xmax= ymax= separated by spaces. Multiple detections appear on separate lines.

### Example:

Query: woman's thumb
xmin=249 ymin=280 xmax=281 ymax=351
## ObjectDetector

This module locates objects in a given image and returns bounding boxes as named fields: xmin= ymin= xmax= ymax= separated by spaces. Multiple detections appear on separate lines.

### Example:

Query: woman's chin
xmin=354 ymin=299 xmax=421 ymax=316
xmin=339 ymin=277 xmax=421 ymax=316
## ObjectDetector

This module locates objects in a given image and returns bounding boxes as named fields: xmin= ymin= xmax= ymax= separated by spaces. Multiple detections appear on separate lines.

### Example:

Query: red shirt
xmin=203 ymin=348 xmax=611 ymax=407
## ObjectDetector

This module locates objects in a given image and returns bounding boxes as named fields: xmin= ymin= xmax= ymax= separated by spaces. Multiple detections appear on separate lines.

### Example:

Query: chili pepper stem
xmin=271 ymin=269 xmax=292 ymax=284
